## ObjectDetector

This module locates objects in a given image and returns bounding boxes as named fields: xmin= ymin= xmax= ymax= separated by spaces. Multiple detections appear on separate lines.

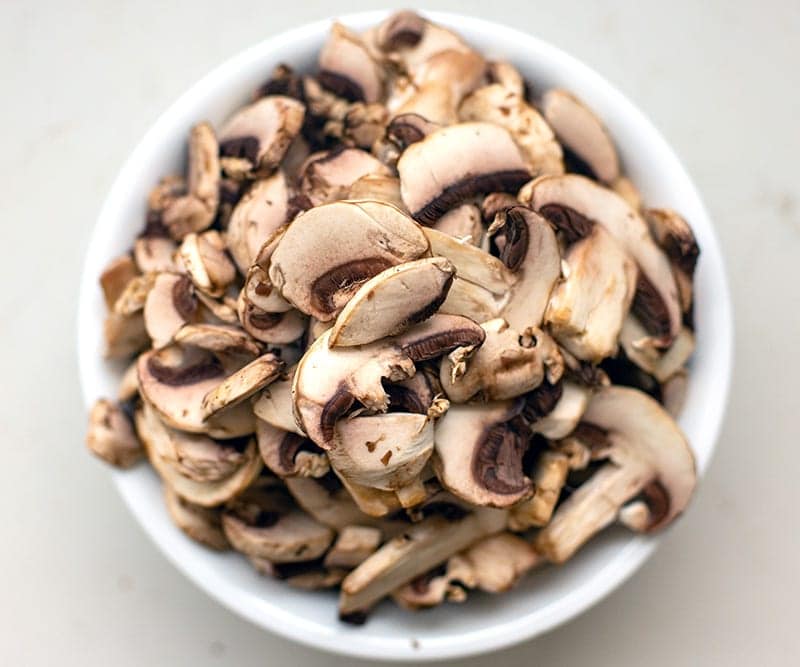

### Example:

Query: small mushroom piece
xmin=434 ymin=401 xmax=533 ymax=508
xmin=409 ymin=49 xmax=486 ymax=113
xmin=661 ymin=370 xmax=689 ymax=418
xmin=324 ymin=525 xmax=383 ymax=569
xmin=118 ymin=360 xmax=140 ymax=401
xmin=99 ymin=255 xmax=139 ymax=309
xmin=535 ymin=386 xmax=696 ymax=563
xmin=541 ymin=89 xmax=620 ymax=185
xmin=200 ymin=353 xmax=284 ymax=420
xmin=399 ymin=122 xmax=531 ymax=225
xmin=318 ymin=23 xmax=384 ymax=103
xmin=258 ymin=559 xmax=347 ymax=590
xmin=392 ymin=556 xmax=475 ymax=610
xmin=256 ymin=419 xmax=328 ymax=478
xmin=385 ymin=113 xmax=441 ymax=150
xmin=485 ymin=61 xmax=525 ymax=97
xmin=460 ymin=85 xmax=564 ymax=177
xmin=300 ymin=147 xmax=391 ymax=206
xmin=331 ymin=102 xmax=389 ymax=149
xmin=163 ymin=485 xmax=230 ymax=550
xmin=530 ymin=381 xmax=591 ymax=439
xmin=545 ymin=226 xmax=637 ymax=362
xmin=86 ymin=398 xmax=143 ymax=468
xmin=458 ymin=532 xmax=541 ymax=593
xmin=252 ymin=367 xmax=304 ymax=435
xmin=268 ymin=200 xmax=429 ymax=322
xmin=440 ymin=319 xmax=563 ymax=402
xmin=373 ymin=10 xmax=427 ymax=53
xmin=437 ymin=277 xmax=506 ymax=323
xmin=285 ymin=475 xmax=378 ymax=530
xmin=103 ymin=311 xmax=149 ymax=359
xmin=112 ymin=273 xmax=157 ymax=316
xmin=242 ymin=227 xmax=294 ymax=314
xmin=509 ymin=450 xmax=570 ymax=530
xmin=143 ymin=273 xmax=198 ymax=349
xmin=619 ymin=316 xmax=696 ymax=382
xmin=178 ymin=231 xmax=236 ymax=297
xmin=173 ymin=323 xmax=261 ymax=360
xmin=328 ymin=257 xmax=455 ymax=347
xmin=218 ymin=96 xmax=305 ymax=179
xmin=375 ymin=13 xmax=473 ymax=73
xmin=134 ymin=234 xmax=177 ymax=274
xmin=430 ymin=204 xmax=483 ymax=244
xmin=347 ymin=174 xmax=404 ymax=210
xmin=238 ymin=297 xmax=307 ymax=346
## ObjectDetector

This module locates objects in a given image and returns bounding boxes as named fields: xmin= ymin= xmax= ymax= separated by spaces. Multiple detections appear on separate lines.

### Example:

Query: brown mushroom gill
xmin=310 ymin=257 xmax=394 ymax=316
xmin=473 ymin=421 xmax=529 ymax=496
xmin=147 ymin=353 xmax=224 ymax=386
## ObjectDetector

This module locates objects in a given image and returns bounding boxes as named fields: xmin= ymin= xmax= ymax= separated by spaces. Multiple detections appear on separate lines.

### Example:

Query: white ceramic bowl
xmin=78 ymin=10 xmax=733 ymax=661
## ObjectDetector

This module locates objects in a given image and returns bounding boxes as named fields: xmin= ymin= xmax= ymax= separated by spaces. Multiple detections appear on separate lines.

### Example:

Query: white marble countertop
xmin=1 ymin=0 xmax=797 ymax=664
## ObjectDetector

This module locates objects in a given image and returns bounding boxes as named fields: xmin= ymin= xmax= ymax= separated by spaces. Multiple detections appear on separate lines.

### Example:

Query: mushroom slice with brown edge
xmin=268 ymin=200 xmax=429 ymax=322
xmin=256 ymin=419 xmax=328 ymax=478
xmin=118 ymin=360 xmax=140 ymax=401
xmin=200 ymin=353 xmax=284 ymax=420
xmin=103 ymin=311 xmax=149 ymax=359
xmin=347 ymin=174 xmax=405 ymax=210
xmin=285 ymin=475 xmax=378 ymax=530
xmin=112 ymin=273 xmax=157 ymax=316
xmin=173 ymin=323 xmax=261 ymax=361
xmin=385 ymin=113 xmax=441 ymax=150
xmin=440 ymin=319 xmax=563 ymax=402
xmin=392 ymin=555 xmax=476 ymax=610
xmin=338 ymin=506 xmax=506 ymax=620
xmin=219 ymin=96 xmax=305 ymax=179
xmin=509 ymin=450 xmax=570 ymax=530
xmin=541 ymin=89 xmax=620 ymax=185
xmin=545 ymin=225 xmax=637 ymax=362
xmin=242 ymin=226 xmax=294 ymax=314
xmin=458 ymin=532 xmax=541 ymax=593
xmin=252 ymin=367 xmax=304 ymax=436
xmin=99 ymin=255 xmax=139 ymax=309
xmin=535 ymin=385 xmax=696 ymax=563
xmin=619 ymin=316 xmax=695 ymax=382
xmin=434 ymin=401 xmax=534 ymax=508
xmin=137 ymin=345 xmax=255 ymax=437
xmin=438 ymin=278 xmax=506 ymax=323
xmin=328 ymin=257 xmax=455 ymax=347
xmin=398 ymin=122 xmax=531 ymax=225
xmin=293 ymin=315 xmax=485 ymax=448
xmin=324 ymin=525 xmax=383 ymax=570
xmin=524 ymin=174 xmax=682 ymax=344
xmin=86 ymin=398 xmax=143 ymax=468
xmin=486 ymin=61 xmax=525 ymax=97
xmin=300 ymin=147 xmax=391 ymax=206
xmin=133 ymin=233 xmax=177 ymax=274
xmin=459 ymin=85 xmax=564 ymax=178
xmin=163 ymin=485 xmax=230 ymax=551
xmin=237 ymin=296 xmax=307 ymax=346
xmin=144 ymin=273 xmax=198 ymax=349
xmin=431 ymin=204 xmax=483 ymax=244
xmin=254 ymin=558 xmax=347 ymax=591
xmin=178 ymin=231 xmax=236 ymax=298
xmin=530 ymin=381 xmax=591 ymax=439
xmin=318 ymin=22 xmax=384 ymax=103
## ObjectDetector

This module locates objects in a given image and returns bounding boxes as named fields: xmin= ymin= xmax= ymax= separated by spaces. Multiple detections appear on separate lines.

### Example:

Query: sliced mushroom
xmin=392 ymin=556 xmax=474 ymax=610
xmin=619 ymin=316 xmax=695 ymax=382
xmin=437 ymin=277 xmax=506 ymax=323
xmin=86 ymin=398 xmax=143 ymax=468
xmin=391 ymin=83 xmax=459 ymax=126
xmin=173 ymin=323 xmax=261 ymax=360
xmin=661 ymin=370 xmax=689 ymax=418
xmin=112 ymin=272 xmax=157 ymax=316
xmin=485 ymin=61 xmax=525 ymax=97
xmin=509 ymin=450 xmax=570 ymax=530
xmin=118 ymin=360 xmax=140 ymax=401
xmin=535 ymin=386 xmax=696 ymax=563
xmin=530 ymin=381 xmax=591 ymax=439
xmin=163 ymin=485 xmax=230 ymax=550
xmin=254 ymin=558 xmax=347 ymax=590
xmin=460 ymin=85 xmax=564 ymax=177
xmin=99 ymin=255 xmax=139 ymax=309
xmin=372 ymin=10 xmax=427 ymax=54
xmin=300 ymin=147 xmax=391 ymax=205
xmin=256 ymin=419 xmax=328 ymax=478
xmin=103 ymin=311 xmax=149 ymax=359
xmin=398 ymin=122 xmax=531 ymax=225
xmin=143 ymin=273 xmax=198 ymax=349
xmin=430 ymin=204 xmax=482 ymax=244
xmin=541 ymin=89 xmax=620 ymax=185
xmin=133 ymin=234 xmax=178 ymax=274
xmin=200 ymin=353 xmax=284 ymax=420
xmin=268 ymin=200 xmax=429 ymax=322
xmin=327 ymin=102 xmax=389 ymax=149
xmin=612 ymin=176 xmax=642 ymax=212
xmin=318 ymin=22 xmax=384 ymax=103
xmin=252 ymin=367 xmax=304 ymax=435
xmin=328 ymin=257 xmax=455 ymax=347
xmin=237 ymin=298 xmax=307 ymax=346
xmin=347 ymin=174 xmax=404 ymax=210
xmin=242 ymin=226 xmax=294 ymax=314
xmin=219 ymin=96 xmax=305 ymax=179
xmin=324 ymin=525 xmax=383 ymax=569
xmin=178 ymin=231 xmax=236 ymax=298
xmin=285 ymin=475 xmax=380 ymax=530
xmin=458 ymin=532 xmax=541 ymax=593
xmin=385 ymin=113 xmax=441 ymax=150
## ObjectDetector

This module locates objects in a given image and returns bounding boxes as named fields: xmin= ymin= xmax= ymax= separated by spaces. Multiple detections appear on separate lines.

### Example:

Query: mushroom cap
xmin=318 ymin=22 xmax=384 ymax=103
xmin=237 ymin=301 xmax=308 ymax=345
xmin=200 ymin=353 xmax=284 ymax=420
xmin=256 ymin=419 xmax=328 ymax=478
xmin=143 ymin=273 xmax=198 ymax=349
xmin=86 ymin=398 xmax=143 ymax=468
xmin=300 ymin=148 xmax=391 ymax=206
xmin=163 ymin=485 xmax=230 ymax=550
xmin=268 ymin=200 xmax=429 ymax=322
xmin=328 ymin=257 xmax=455 ymax=347
xmin=398 ymin=122 xmax=531 ymax=225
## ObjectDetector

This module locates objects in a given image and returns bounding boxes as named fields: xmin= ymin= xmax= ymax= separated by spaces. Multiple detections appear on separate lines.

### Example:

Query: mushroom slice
xmin=525 ymin=174 xmax=682 ymax=343
xmin=307 ymin=317 xmax=333 ymax=345
xmin=438 ymin=277 xmax=506 ymax=323
xmin=337 ymin=475 xmax=406 ymax=517
xmin=324 ymin=526 xmax=383 ymax=569
xmin=99 ymin=255 xmax=139 ymax=309
xmin=338 ymin=507 xmax=506 ymax=618
xmin=178 ymin=231 xmax=235 ymax=297
xmin=535 ymin=386 xmax=696 ymax=563
xmin=430 ymin=204 xmax=483 ymax=244
xmin=486 ymin=61 xmax=525 ymax=97
xmin=144 ymin=273 xmax=198 ymax=349
xmin=218 ymin=96 xmax=305 ymax=179
xmin=242 ymin=227 xmax=293 ymax=313
xmin=137 ymin=345 xmax=255 ymax=437
xmin=458 ymin=532 xmax=541 ymax=593
xmin=112 ymin=273 xmax=157 ymax=316
xmin=619 ymin=316 xmax=696 ymax=382
xmin=238 ymin=297 xmax=307 ymax=345
xmin=612 ymin=176 xmax=642 ymax=212
xmin=459 ymin=85 xmax=564 ymax=177
xmin=374 ymin=13 xmax=472 ymax=72
xmin=163 ymin=485 xmax=230 ymax=551
xmin=509 ymin=450 xmax=570 ymax=530
xmin=398 ymin=122 xmax=531 ymax=225
xmin=434 ymin=401 xmax=533 ymax=508
xmin=226 ymin=172 xmax=289 ymax=273
xmin=328 ymin=257 xmax=455 ymax=347
xmin=133 ymin=234 xmax=177 ymax=274
xmin=293 ymin=316 xmax=484 ymax=448
xmin=441 ymin=319 xmax=563 ymax=402
xmin=661 ymin=370 xmax=689 ymax=418
xmin=530 ymin=381 xmax=591 ymax=439
xmin=318 ymin=22 xmax=384 ymax=103
xmin=541 ymin=89 xmax=620 ymax=185
xmin=258 ymin=559 xmax=347 ymax=591
xmin=118 ymin=360 xmax=140 ymax=401
xmin=300 ymin=147 xmax=391 ymax=206
xmin=268 ymin=200 xmax=429 ymax=322
xmin=256 ymin=419 xmax=328 ymax=478
xmin=285 ymin=475 xmax=378 ymax=530
xmin=347 ymin=174 xmax=404 ymax=210
xmin=200 ymin=353 xmax=284 ymax=420
xmin=252 ymin=367 xmax=304 ymax=435
xmin=385 ymin=113 xmax=441 ymax=149
xmin=103 ymin=311 xmax=149 ymax=359
xmin=392 ymin=556 xmax=475 ymax=610
xmin=173 ymin=323 xmax=261 ymax=360
xmin=86 ymin=398 xmax=143 ymax=468
xmin=391 ymin=82 xmax=459 ymax=126
xmin=545 ymin=226 xmax=637 ymax=362
xmin=373 ymin=10 xmax=427 ymax=53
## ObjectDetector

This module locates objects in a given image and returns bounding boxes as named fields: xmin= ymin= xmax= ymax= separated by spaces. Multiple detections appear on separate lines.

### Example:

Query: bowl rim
xmin=77 ymin=9 xmax=733 ymax=661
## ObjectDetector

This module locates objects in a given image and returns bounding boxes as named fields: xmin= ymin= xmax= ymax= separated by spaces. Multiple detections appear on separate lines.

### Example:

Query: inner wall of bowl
xmin=79 ymin=9 xmax=729 ymax=660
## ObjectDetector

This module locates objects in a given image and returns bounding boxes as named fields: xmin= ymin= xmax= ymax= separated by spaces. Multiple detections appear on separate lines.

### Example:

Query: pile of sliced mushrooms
xmin=86 ymin=11 xmax=701 ymax=623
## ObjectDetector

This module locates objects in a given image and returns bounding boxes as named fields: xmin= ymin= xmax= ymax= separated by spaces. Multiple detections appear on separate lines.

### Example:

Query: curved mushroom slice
xmin=347 ymin=174 xmax=404 ymax=210
xmin=144 ymin=273 xmax=198 ymax=349
xmin=330 ymin=102 xmax=389 ymax=150
xmin=86 ymin=398 xmax=143 ymax=468
xmin=133 ymin=234 xmax=177 ymax=274
xmin=103 ymin=311 xmax=149 ymax=359
xmin=535 ymin=386 xmax=696 ymax=563
xmin=112 ymin=273 xmax=157 ymax=317
xmin=398 ymin=122 xmax=531 ymax=225
xmin=242 ymin=227 xmax=294 ymax=314
xmin=525 ymin=174 xmax=682 ymax=343
xmin=372 ymin=10 xmax=427 ymax=53
xmin=255 ymin=558 xmax=347 ymax=591
xmin=318 ymin=22 xmax=384 ymax=103
xmin=328 ymin=257 xmax=455 ymax=347
xmin=163 ymin=485 xmax=230 ymax=551
xmin=173 ymin=323 xmax=261 ymax=360
xmin=385 ymin=113 xmax=441 ymax=150
xmin=256 ymin=419 xmax=328 ymax=478
xmin=405 ymin=50 xmax=486 ymax=122
xmin=226 ymin=172 xmax=289 ymax=273
xmin=530 ymin=381 xmax=591 ymax=439
xmin=99 ymin=255 xmax=139 ymax=309
xmin=118 ymin=360 xmax=140 ymax=401
xmin=252 ymin=367 xmax=304 ymax=435
xmin=268 ymin=200 xmax=429 ymax=322
xmin=324 ymin=525 xmax=382 ymax=570
xmin=509 ymin=450 xmax=570 ymax=530
xmin=458 ymin=532 xmax=541 ymax=593
xmin=219 ymin=96 xmax=305 ymax=179
xmin=391 ymin=82 xmax=459 ymax=126
xmin=441 ymin=319 xmax=563 ymax=402
xmin=434 ymin=401 xmax=533 ymax=508
xmin=306 ymin=317 xmax=333 ymax=345
xmin=545 ymin=226 xmax=637 ymax=362
xmin=437 ymin=277 xmax=506 ymax=323
xmin=200 ymin=353 xmax=284 ymax=420
xmin=430 ymin=204 xmax=483 ymax=244
xmin=385 ymin=372 xmax=435 ymax=415
xmin=238 ymin=299 xmax=307 ymax=345
xmin=285 ymin=475 xmax=380 ymax=530
xmin=661 ymin=370 xmax=689 ymax=418
xmin=612 ymin=176 xmax=642 ymax=212
xmin=137 ymin=345 xmax=255 ymax=437
xmin=619 ymin=316 xmax=695 ymax=382
xmin=459 ymin=85 xmax=564 ymax=177
xmin=194 ymin=292 xmax=240 ymax=328
xmin=541 ymin=89 xmax=620 ymax=185
xmin=486 ymin=61 xmax=525 ymax=97
xmin=178 ymin=231 xmax=235 ymax=298
xmin=338 ymin=507 xmax=507 ymax=619
xmin=300 ymin=147 xmax=391 ymax=206
xmin=392 ymin=556 xmax=474 ymax=610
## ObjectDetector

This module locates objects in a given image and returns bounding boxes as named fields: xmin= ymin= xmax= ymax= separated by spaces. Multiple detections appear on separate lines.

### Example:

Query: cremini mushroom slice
xmin=99 ymin=255 xmax=139 ymax=309
xmin=237 ymin=298 xmax=307 ymax=345
xmin=385 ymin=112 xmax=441 ymax=150
xmin=143 ymin=273 xmax=199 ymax=349
xmin=486 ymin=61 xmax=525 ymax=97
xmin=252 ymin=367 xmax=304 ymax=435
xmin=338 ymin=506 xmax=506 ymax=619
xmin=619 ymin=316 xmax=695 ymax=382
xmin=103 ymin=311 xmax=149 ymax=359
xmin=458 ymin=532 xmax=541 ymax=593
xmin=530 ymin=381 xmax=591 ymax=439
xmin=178 ymin=231 xmax=236 ymax=297
xmin=319 ymin=22 xmax=384 ymax=103
xmin=324 ymin=525 xmax=383 ymax=569
xmin=300 ymin=147 xmax=391 ymax=206
xmin=285 ymin=475 xmax=380 ymax=530
xmin=392 ymin=555 xmax=475 ymax=610
xmin=242 ymin=226 xmax=294 ymax=314
xmin=173 ymin=323 xmax=261 ymax=360
xmin=372 ymin=10 xmax=426 ymax=53
xmin=200 ymin=353 xmax=284 ymax=420
xmin=118 ymin=360 xmax=140 ymax=401
xmin=219 ymin=96 xmax=305 ymax=179
xmin=328 ymin=102 xmax=389 ymax=149
xmin=112 ymin=273 xmax=157 ymax=317
xmin=661 ymin=370 xmax=689 ymax=418
xmin=460 ymin=85 xmax=564 ymax=177
xmin=545 ymin=226 xmax=637 ymax=362
xmin=256 ymin=419 xmax=328 ymax=478
xmin=535 ymin=386 xmax=696 ymax=563
xmin=430 ymin=204 xmax=482 ymax=244
xmin=133 ymin=233 xmax=177 ymax=274
xmin=612 ymin=176 xmax=642 ymax=212
xmin=347 ymin=174 xmax=404 ymax=210
xmin=163 ymin=485 xmax=230 ymax=550
xmin=268 ymin=200 xmax=429 ymax=322
xmin=509 ymin=450 xmax=570 ymax=530
xmin=256 ymin=559 xmax=348 ymax=591
xmin=440 ymin=319 xmax=563 ymax=402
xmin=525 ymin=174 xmax=682 ymax=343
xmin=434 ymin=401 xmax=534 ymax=508
xmin=398 ymin=122 xmax=531 ymax=225
xmin=328 ymin=257 xmax=455 ymax=347
xmin=541 ymin=89 xmax=620 ymax=185
xmin=86 ymin=398 xmax=143 ymax=468
xmin=437 ymin=277 xmax=506 ymax=323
